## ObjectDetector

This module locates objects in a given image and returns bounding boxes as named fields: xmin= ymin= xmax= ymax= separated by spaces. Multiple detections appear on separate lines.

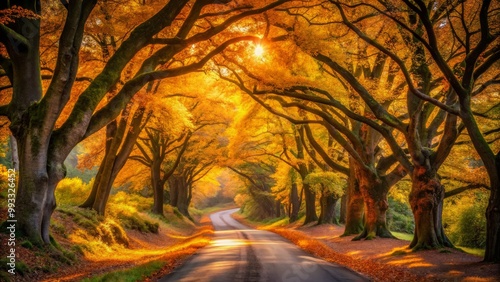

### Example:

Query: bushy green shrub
xmin=453 ymin=204 xmax=486 ymax=248
xmin=387 ymin=197 xmax=414 ymax=234
xmin=444 ymin=191 xmax=488 ymax=248
xmin=116 ymin=211 xmax=159 ymax=234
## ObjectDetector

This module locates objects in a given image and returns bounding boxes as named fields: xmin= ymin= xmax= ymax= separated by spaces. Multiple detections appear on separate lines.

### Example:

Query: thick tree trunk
xmin=15 ymin=132 xmax=50 ymax=245
xmin=303 ymin=183 xmax=318 ymax=224
xmin=460 ymin=108 xmax=500 ymax=262
xmin=343 ymin=162 xmax=364 ymax=236
xmin=409 ymin=165 xmax=452 ymax=250
xmin=484 ymin=153 xmax=500 ymax=262
xmin=354 ymin=168 xmax=394 ymax=240
xmin=289 ymin=182 xmax=300 ymax=222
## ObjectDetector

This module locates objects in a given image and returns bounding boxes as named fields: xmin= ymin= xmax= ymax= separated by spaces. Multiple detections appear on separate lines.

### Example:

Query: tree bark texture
xmin=343 ymin=161 xmax=364 ymax=236
xmin=409 ymin=165 xmax=453 ymax=250
xmin=354 ymin=167 xmax=393 ymax=240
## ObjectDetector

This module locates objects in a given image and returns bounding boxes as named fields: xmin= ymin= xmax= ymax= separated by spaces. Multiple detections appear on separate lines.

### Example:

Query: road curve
xmin=159 ymin=208 xmax=369 ymax=282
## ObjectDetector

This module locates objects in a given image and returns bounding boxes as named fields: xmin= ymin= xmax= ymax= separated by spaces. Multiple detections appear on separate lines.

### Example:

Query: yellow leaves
xmin=147 ymin=97 xmax=194 ymax=135
xmin=234 ymin=193 xmax=250 ymax=207
xmin=304 ymin=171 xmax=346 ymax=197
xmin=55 ymin=177 xmax=93 ymax=206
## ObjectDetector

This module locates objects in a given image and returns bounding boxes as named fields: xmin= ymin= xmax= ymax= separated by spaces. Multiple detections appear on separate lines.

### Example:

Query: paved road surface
xmin=160 ymin=208 xmax=369 ymax=282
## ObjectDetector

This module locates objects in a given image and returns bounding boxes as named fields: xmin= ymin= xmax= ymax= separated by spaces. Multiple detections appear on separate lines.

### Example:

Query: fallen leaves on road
xmin=272 ymin=228 xmax=428 ymax=282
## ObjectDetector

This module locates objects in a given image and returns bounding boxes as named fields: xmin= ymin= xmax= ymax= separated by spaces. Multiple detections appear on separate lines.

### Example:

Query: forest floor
xmin=233 ymin=214 xmax=500 ymax=282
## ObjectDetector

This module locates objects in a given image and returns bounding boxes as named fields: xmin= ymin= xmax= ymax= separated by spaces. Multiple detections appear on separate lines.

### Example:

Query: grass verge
xmin=81 ymin=261 xmax=166 ymax=282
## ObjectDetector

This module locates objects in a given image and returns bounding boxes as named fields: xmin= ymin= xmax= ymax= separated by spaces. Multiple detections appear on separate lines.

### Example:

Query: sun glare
xmin=254 ymin=44 xmax=264 ymax=57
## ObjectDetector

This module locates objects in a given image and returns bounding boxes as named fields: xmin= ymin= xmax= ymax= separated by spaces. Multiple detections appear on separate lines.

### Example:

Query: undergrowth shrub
xmin=387 ymin=197 xmax=414 ymax=234
xmin=444 ymin=191 xmax=488 ymax=248
xmin=115 ymin=210 xmax=159 ymax=234
xmin=58 ymin=206 xmax=130 ymax=246
xmin=55 ymin=177 xmax=93 ymax=206
xmin=450 ymin=203 xmax=486 ymax=248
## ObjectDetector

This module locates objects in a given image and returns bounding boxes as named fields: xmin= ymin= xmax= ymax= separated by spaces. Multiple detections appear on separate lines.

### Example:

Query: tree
xmin=80 ymin=101 xmax=150 ymax=215
xmin=131 ymin=127 xmax=190 ymax=215
xmin=0 ymin=0 xmax=288 ymax=245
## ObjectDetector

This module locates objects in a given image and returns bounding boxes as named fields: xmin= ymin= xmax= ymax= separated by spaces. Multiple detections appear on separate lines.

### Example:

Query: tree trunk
xmin=484 ymin=152 xmax=500 ymax=262
xmin=289 ymin=182 xmax=300 ymax=222
xmin=354 ymin=167 xmax=394 ymax=240
xmin=80 ymin=165 xmax=102 ymax=209
xmin=177 ymin=182 xmax=189 ymax=217
xmin=151 ymin=160 xmax=164 ymax=215
xmin=318 ymin=191 xmax=338 ymax=225
xmin=458 ymin=107 xmax=500 ymax=262
xmin=83 ymin=119 xmax=125 ymax=215
xmin=169 ymin=177 xmax=179 ymax=207
xmin=9 ymin=135 xmax=19 ymax=171
xmin=170 ymin=175 xmax=190 ymax=218
xmin=303 ymin=183 xmax=318 ymax=224
xmin=275 ymin=200 xmax=282 ymax=218
xmin=339 ymin=194 xmax=347 ymax=224
xmin=15 ymin=131 xmax=50 ymax=245
xmin=409 ymin=165 xmax=452 ymax=250
xmin=343 ymin=161 xmax=364 ymax=236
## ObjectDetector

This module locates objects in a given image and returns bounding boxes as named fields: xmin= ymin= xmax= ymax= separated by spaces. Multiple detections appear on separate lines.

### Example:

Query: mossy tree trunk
xmin=343 ymin=161 xmax=364 ymax=236
xmin=354 ymin=167 xmax=394 ymax=240
xmin=484 ymin=152 xmax=500 ymax=262
xmin=409 ymin=165 xmax=452 ymax=250
xmin=1 ymin=0 xmax=98 ymax=245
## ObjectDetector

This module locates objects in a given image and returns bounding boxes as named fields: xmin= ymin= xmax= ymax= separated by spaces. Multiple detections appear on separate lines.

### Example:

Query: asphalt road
xmin=159 ymin=208 xmax=369 ymax=282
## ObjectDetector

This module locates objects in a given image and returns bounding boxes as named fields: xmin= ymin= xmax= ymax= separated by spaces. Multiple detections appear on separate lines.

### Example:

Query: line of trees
xmin=216 ymin=0 xmax=498 ymax=262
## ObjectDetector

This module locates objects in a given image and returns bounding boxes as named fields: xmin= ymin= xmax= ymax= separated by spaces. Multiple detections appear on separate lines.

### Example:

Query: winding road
xmin=159 ymin=208 xmax=369 ymax=282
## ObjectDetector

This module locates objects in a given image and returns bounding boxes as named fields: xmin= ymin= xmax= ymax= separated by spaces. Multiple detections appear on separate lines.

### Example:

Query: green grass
xmin=392 ymin=231 xmax=413 ymax=241
xmin=81 ymin=260 xmax=166 ymax=282
xmin=391 ymin=231 xmax=485 ymax=257
xmin=261 ymin=217 xmax=289 ymax=229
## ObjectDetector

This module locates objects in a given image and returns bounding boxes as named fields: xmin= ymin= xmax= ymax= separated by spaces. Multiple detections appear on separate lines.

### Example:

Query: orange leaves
xmin=0 ymin=5 xmax=39 ymax=25
xmin=272 ymin=228 xmax=424 ymax=282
